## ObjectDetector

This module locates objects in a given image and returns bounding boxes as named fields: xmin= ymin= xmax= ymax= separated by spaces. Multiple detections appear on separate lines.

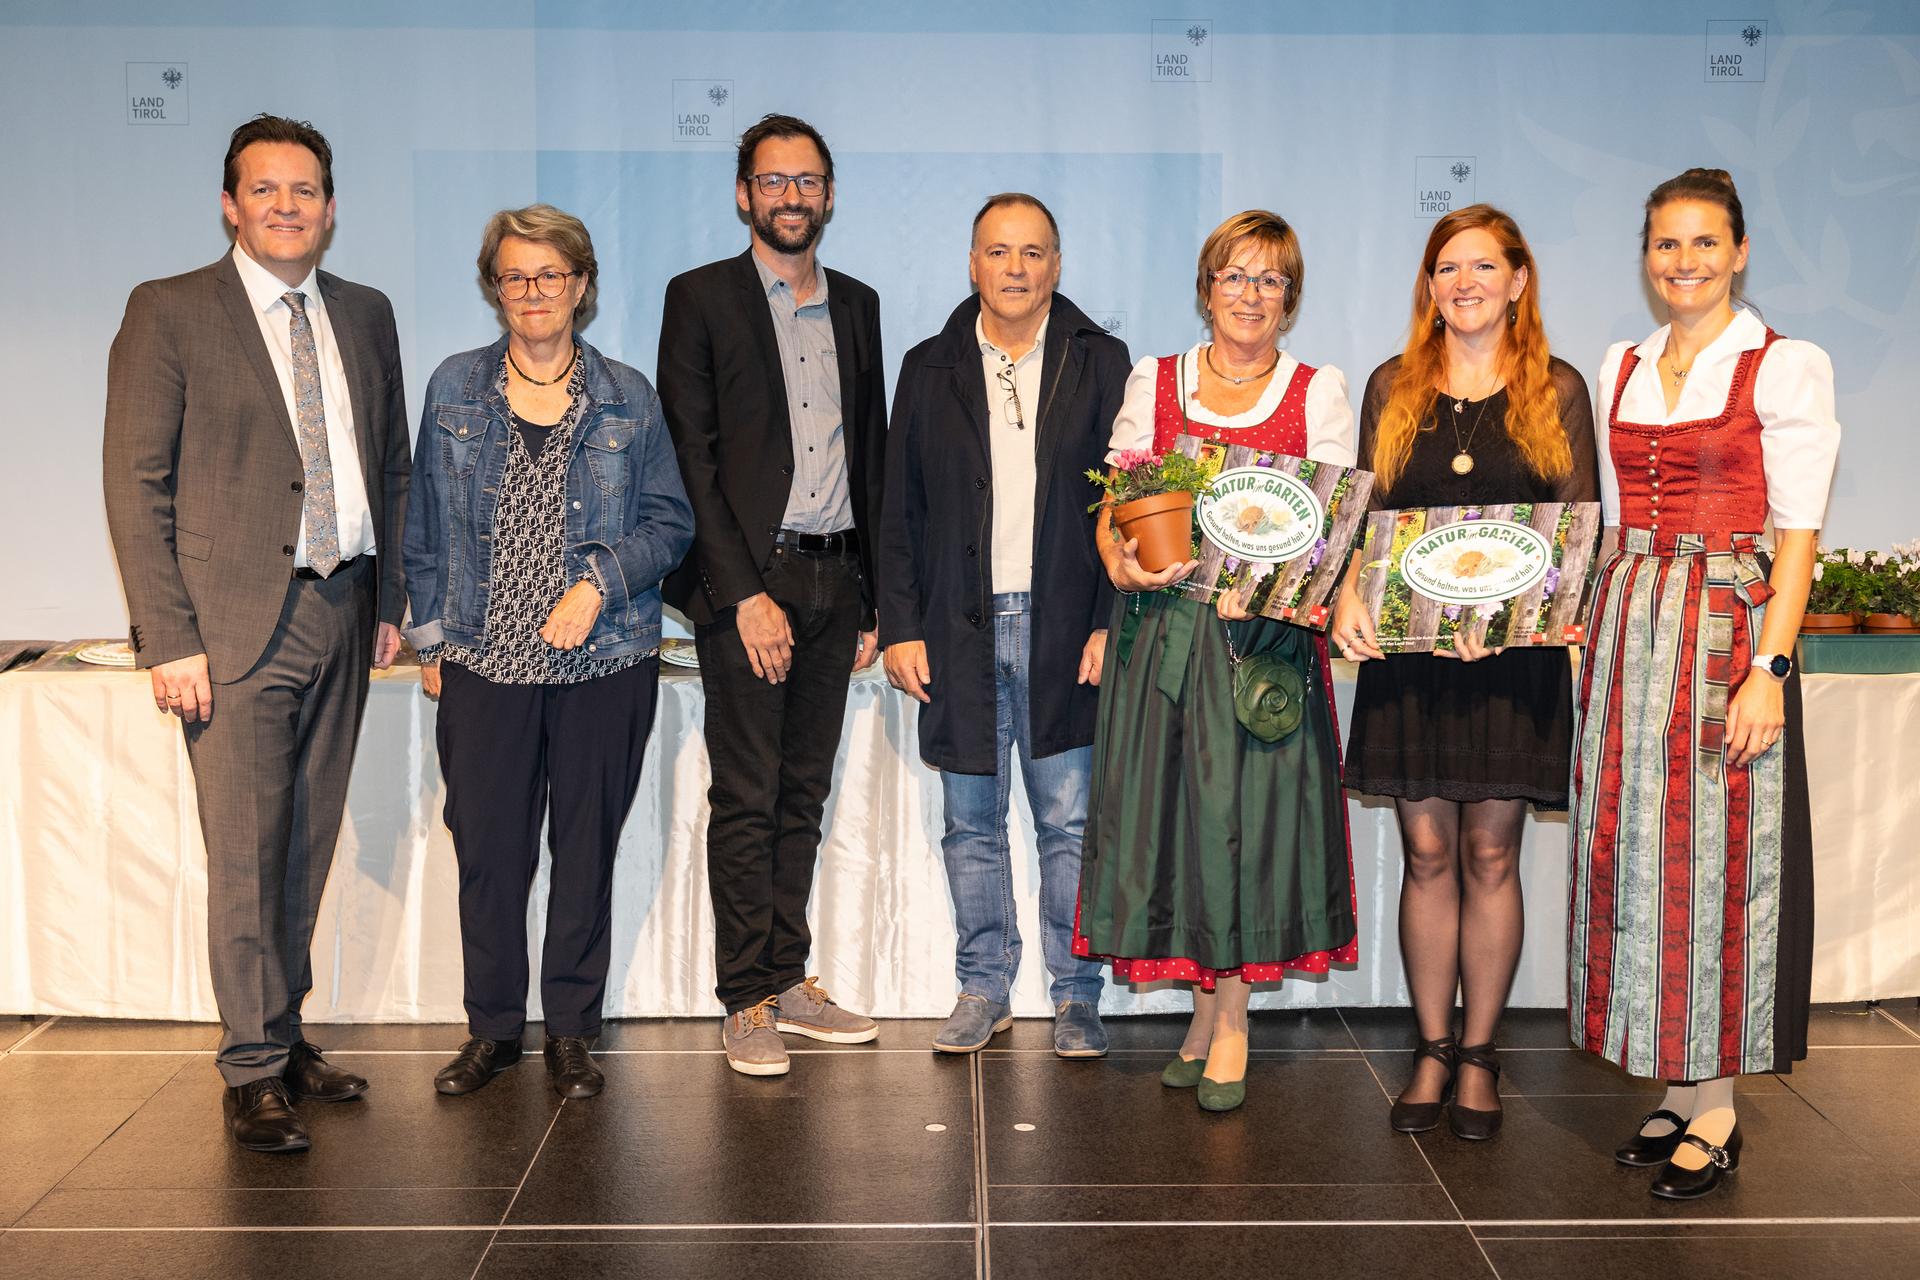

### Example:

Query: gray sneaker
xmin=775 ymin=976 xmax=879 ymax=1044
xmin=1053 ymin=999 xmax=1109 ymax=1058
xmin=722 ymin=997 xmax=790 ymax=1076
xmin=931 ymin=994 xmax=1012 ymax=1054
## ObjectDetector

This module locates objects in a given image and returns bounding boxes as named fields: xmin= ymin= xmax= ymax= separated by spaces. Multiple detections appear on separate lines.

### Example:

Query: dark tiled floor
xmin=0 ymin=1006 xmax=1914 ymax=1277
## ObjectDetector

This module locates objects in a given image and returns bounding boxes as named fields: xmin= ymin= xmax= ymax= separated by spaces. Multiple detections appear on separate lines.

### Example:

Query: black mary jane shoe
xmin=1614 ymin=1108 xmax=1690 ymax=1168
xmin=1650 ymin=1122 xmax=1742 ymax=1200
xmin=1447 ymin=1042 xmax=1503 ymax=1141
xmin=284 ymin=1038 xmax=368 ymax=1102
xmin=544 ymin=1034 xmax=605 ymax=1100
xmin=1389 ymin=1036 xmax=1457 ymax=1134
xmin=434 ymin=1037 xmax=524 ymax=1096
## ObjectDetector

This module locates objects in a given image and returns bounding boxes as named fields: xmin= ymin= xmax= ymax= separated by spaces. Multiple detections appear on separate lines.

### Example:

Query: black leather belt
xmin=294 ymin=553 xmax=368 ymax=581
xmin=773 ymin=528 xmax=859 ymax=556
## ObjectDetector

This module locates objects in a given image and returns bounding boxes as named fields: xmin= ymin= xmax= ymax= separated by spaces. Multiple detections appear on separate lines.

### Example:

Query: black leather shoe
xmin=284 ymin=1039 xmax=368 ymax=1102
xmin=1447 ymin=1042 xmax=1503 ymax=1140
xmin=1615 ymin=1108 xmax=1690 ymax=1167
xmin=1389 ymin=1036 xmax=1457 ymax=1134
xmin=434 ymin=1037 xmax=524 ymax=1096
xmin=224 ymin=1077 xmax=310 ymax=1153
xmin=1650 ymin=1122 xmax=1742 ymax=1199
xmin=544 ymin=1035 xmax=604 ymax=1099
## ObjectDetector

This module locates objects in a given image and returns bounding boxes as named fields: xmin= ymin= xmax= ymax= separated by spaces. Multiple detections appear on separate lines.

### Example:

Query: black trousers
xmin=695 ymin=545 xmax=863 ymax=1012
xmin=183 ymin=556 xmax=374 ymax=1086
xmin=436 ymin=656 xmax=660 ymax=1040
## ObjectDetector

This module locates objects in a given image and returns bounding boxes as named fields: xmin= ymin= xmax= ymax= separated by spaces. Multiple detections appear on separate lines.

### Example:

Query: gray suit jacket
xmin=103 ymin=253 xmax=410 ymax=682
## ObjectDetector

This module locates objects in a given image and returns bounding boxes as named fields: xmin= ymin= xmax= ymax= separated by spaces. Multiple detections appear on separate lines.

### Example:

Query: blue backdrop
xmin=4 ymin=0 xmax=1916 ymax=636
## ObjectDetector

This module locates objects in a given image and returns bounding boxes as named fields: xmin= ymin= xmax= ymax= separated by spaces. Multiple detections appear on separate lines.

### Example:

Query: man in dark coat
xmin=880 ymin=194 xmax=1130 ymax=1057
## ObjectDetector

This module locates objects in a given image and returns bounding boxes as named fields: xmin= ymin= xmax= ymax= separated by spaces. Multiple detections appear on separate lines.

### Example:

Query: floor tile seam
xmin=1868 ymin=1005 xmax=1920 ymax=1043
xmin=2 ymin=1221 xmax=988 ymax=1234
xmin=493 ymin=1097 xmax=566 ymax=1231
xmin=0 ymin=1017 xmax=60 ymax=1058
xmin=969 ymin=1050 xmax=989 ymax=1280
xmin=1352 ymin=1044 xmax=1483 ymax=1275
xmin=11 ymin=1055 xmax=190 ymax=1231
xmin=987 ymin=1181 xmax=1444 ymax=1189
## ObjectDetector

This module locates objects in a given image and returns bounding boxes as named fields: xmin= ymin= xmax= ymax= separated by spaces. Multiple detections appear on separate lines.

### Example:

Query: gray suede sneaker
xmin=931 ymin=994 xmax=1013 ymax=1054
xmin=723 ymin=997 xmax=790 ymax=1076
xmin=1053 ymin=999 xmax=1109 ymax=1058
xmin=775 ymin=976 xmax=879 ymax=1044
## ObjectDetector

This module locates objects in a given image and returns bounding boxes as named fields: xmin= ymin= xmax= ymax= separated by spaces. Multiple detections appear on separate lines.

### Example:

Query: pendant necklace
xmin=1445 ymin=371 xmax=1499 ymax=476
xmin=1661 ymin=351 xmax=1692 ymax=387
xmin=1205 ymin=343 xmax=1280 ymax=386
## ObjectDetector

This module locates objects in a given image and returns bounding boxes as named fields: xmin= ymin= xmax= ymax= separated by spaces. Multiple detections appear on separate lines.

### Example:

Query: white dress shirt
xmin=230 ymin=243 xmax=376 ymax=565
xmin=979 ymin=313 xmax=1047 ymax=594
xmin=1105 ymin=346 xmax=1356 ymax=466
xmin=1595 ymin=308 xmax=1841 ymax=530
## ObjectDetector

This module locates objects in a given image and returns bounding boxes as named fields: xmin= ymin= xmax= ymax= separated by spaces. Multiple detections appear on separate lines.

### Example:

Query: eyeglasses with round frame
xmin=750 ymin=172 xmax=828 ymax=197
xmin=1210 ymin=268 xmax=1291 ymax=300
xmin=494 ymin=269 xmax=580 ymax=301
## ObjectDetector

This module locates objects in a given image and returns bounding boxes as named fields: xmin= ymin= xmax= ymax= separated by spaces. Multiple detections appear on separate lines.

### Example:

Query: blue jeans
xmin=939 ymin=593 xmax=1104 ymax=1006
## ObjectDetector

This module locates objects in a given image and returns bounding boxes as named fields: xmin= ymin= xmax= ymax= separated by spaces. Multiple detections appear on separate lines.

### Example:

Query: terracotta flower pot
xmin=1799 ymin=612 xmax=1859 ymax=635
xmin=1861 ymin=613 xmax=1920 ymax=633
xmin=1113 ymin=491 xmax=1196 ymax=573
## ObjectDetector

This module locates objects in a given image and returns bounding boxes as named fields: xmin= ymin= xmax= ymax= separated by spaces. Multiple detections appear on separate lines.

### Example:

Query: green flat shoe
xmin=1196 ymin=1075 xmax=1246 ymax=1112
xmin=1161 ymin=1055 xmax=1207 ymax=1088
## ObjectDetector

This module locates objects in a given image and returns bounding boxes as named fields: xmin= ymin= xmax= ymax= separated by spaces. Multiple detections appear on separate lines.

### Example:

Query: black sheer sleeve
xmin=1549 ymin=357 xmax=1599 ymax=504
xmin=1358 ymin=356 xmax=1401 ymax=512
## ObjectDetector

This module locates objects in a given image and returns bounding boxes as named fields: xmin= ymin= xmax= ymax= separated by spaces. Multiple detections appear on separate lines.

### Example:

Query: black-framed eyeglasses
xmin=994 ymin=363 xmax=1026 ymax=431
xmin=751 ymin=172 xmax=828 ymax=197
xmin=494 ymin=270 xmax=579 ymax=301
xmin=1211 ymin=268 xmax=1291 ymax=300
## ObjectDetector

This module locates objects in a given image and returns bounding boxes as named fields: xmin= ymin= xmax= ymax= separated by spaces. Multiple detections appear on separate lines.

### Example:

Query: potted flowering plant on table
xmin=1086 ymin=448 xmax=1215 ymax=573
xmin=1862 ymin=543 xmax=1920 ymax=633
xmin=1803 ymin=547 xmax=1871 ymax=634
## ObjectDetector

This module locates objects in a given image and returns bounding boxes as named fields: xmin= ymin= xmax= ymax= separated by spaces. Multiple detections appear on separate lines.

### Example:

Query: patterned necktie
xmin=283 ymin=291 xmax=341 ymax=576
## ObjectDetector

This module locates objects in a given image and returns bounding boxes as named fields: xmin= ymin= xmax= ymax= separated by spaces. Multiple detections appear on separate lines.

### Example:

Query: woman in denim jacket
xmin=403 ymin=204 xmax=692 ymax=1103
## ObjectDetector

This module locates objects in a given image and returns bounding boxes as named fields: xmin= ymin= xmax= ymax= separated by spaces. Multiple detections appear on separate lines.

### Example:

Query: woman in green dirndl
xmin=1072 ymin=211 xmax=1359 ymax=1113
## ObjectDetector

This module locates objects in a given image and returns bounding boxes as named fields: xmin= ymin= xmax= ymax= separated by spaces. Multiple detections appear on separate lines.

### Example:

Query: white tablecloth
xmin=1 ymin=662 xmax=1912 ymax=1021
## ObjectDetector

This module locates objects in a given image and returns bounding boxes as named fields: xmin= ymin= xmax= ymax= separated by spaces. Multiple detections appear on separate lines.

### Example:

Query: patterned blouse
xmin=436 ymin=356 xmax=650 ymax=685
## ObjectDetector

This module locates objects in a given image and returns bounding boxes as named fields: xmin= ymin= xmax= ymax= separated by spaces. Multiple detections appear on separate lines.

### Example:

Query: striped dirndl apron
xmin=1567 ymin=528 xmax=1812 ymax=1080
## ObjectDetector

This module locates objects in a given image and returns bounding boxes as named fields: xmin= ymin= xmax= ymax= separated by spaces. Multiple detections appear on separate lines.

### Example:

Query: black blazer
xmin=878 ymin=292 xmax=1130 ymax=773
xmin=656 ymin=249 xmax=886 ymax=627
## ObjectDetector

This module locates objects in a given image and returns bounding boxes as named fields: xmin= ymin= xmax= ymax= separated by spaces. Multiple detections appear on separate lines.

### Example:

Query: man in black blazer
xmin=657 ymin=114 xmax=885 ymax=1077
xmin=103 ymin=115 xmax=410 ymax=1152
xmin=879 ymin=195 xmax=1130 ymax=1058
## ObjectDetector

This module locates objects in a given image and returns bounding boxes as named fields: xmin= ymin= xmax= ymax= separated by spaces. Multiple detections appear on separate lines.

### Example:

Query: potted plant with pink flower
xmin=1086 ymin=448 xmax=1215 ymax=573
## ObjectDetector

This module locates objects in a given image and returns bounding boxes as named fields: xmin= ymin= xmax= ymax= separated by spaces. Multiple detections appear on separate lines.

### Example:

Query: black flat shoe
xmin=1389 ymin=1036 xmax=1457 ymax=1134
xmin=545 ymin=1034 xmax=604 ymax=1099
xmin=1447 ymin=1042 xmax=1503 ymax=1141
xmin=224 ymin=1077 xmax=310 ymax=1153
xmin=435 ymin=1037 xmax=524 ymax=1096
xmin=1650 ymin=1122 xmax=1742 ymax=1199
xmin=284 ymin=1039 xmax=368 ymax=1102
xmin=1615 ymin=1108 xmax=1690 ymax=1167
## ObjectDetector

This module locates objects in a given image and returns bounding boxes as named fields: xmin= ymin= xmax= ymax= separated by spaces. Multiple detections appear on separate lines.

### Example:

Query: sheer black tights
xmin=1396 ymin=796 xmax=1527 ymax=1109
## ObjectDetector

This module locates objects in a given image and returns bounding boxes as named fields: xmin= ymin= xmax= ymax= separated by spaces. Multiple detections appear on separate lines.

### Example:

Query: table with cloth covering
xmin=1 ymin=658 xmax=1913 ymax=1020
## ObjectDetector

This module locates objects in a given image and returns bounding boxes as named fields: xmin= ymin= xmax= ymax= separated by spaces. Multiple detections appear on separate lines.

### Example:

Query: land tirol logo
xmin=1197 ymin=466 xmax=1323 ymax=563
xmin=1705 ymin=20 xmax=1767 ymax=81
xmin=126 ymin=63 xmax=188 ymax=125
xmin=1414 ymin=156 xmax=1476 ymax=218
xmin=1399 ymin=519 xmax=1551 ymax=606
xmin=671 ymin=80 xmax=734 ymax=142
xmin=1150 ymin=18 xmax=1213 ymax=81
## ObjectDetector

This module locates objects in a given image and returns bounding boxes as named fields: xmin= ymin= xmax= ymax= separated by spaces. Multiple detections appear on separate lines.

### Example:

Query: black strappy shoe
xmin=1389 ymin=1036 xmax=1457 ymax=1134
xmin=1615 ymin=1108 xmax=1690 ymax=1167
xmin=1448 ymin=1042 xmax=1503 ymax=1140
xmin=1650 ymin=1122 xmax=1742 ymax=1199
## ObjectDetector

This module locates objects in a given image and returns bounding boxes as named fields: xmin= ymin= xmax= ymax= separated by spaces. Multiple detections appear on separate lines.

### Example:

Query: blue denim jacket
xmin=402 ymin=336 xmax=693 ymax=659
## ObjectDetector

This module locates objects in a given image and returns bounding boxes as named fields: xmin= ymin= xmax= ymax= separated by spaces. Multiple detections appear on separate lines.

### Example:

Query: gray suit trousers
xmin=183 ymin=557 xmax=374 ymax=1086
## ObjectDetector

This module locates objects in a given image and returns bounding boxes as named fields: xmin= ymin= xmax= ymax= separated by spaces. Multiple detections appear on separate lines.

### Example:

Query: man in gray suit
xmin=103 ymin=114 xmax=410 ymax=1153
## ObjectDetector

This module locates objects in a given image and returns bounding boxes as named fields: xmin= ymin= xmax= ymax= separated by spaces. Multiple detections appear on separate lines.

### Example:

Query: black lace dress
xmin=1343 ymin=356 xmax=1598 ymax=809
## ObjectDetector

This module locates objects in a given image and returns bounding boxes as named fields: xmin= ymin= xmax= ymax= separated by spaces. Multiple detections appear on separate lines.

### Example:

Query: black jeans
xmin=695 ymin=545 xmax=864 ymax=1012
xmin=436 ymin=656 xmax=660 ymax=1040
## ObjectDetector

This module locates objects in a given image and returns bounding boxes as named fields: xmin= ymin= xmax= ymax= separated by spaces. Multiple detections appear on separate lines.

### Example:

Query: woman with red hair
xmin=1331 ymin=204 xmax=1597 ymax=1140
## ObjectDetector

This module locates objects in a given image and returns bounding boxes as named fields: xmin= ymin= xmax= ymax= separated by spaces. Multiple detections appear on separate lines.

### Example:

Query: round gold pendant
xmin=1451 ymin=452 xmax=1475 ymax=476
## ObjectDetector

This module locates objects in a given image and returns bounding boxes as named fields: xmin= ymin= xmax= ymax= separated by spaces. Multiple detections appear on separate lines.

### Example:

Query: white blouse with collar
xmin=1594 ymin=309 xmax=1841 ymax=529
xmin=1105 ymin=346 xmax=1356 ymax=467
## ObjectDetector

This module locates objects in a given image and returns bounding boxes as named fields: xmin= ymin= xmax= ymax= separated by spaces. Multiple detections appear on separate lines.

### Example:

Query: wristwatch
xmin=1751 ymin=652 xmax=1793 ymax=679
